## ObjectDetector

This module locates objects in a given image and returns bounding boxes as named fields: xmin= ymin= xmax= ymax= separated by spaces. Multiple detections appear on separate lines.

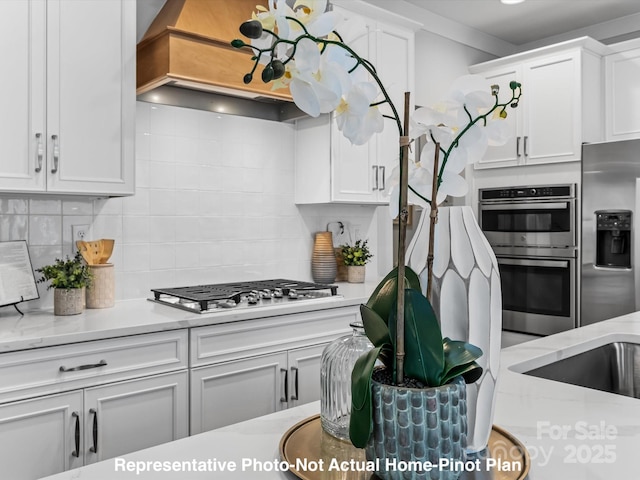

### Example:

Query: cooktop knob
xmin=247 ymin=295 xmax=259 ymax=305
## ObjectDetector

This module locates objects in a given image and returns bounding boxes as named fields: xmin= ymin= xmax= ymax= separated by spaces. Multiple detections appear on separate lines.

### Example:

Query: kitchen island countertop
xmin=0 ymin=281 xmax=376 ymax=353
xmin=38 ymin=311 xmax=640 ymax=479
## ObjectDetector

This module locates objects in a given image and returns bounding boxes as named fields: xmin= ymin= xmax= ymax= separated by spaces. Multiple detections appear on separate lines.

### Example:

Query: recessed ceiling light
xmin=501 ymin=0 xmax=525 ymax=4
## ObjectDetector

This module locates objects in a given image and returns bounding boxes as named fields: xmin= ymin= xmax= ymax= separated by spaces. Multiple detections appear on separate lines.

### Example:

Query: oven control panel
xmin=480 ymin=185 xmax=574 ymax=200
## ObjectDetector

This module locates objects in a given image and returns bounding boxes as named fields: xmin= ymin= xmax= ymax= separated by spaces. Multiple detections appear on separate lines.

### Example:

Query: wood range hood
xmin=137 ymin=0 xmax=292 ymax=102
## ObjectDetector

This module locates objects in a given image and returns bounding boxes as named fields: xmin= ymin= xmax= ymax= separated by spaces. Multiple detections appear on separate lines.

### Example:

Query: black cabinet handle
xmin=290 ymin=366 xmax=299 ymax=401
xmin=59 ymin=360 xmax=107 ymax=372
xmin=89 ymin=408 xmax=98 ymax=453
xmin=71 ymin=411 xmax=80 ymax=458
xmin=280 ymin=368 xmax=288 ymax=402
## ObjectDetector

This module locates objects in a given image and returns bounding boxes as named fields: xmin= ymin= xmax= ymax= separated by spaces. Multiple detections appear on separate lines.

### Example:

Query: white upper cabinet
xmin=605 ymin=41 xmax=640 ymax=141
xmin=0 ymin=0 xmax=135 ymax=196
xmin=294 ymin=2 xmax=418 ymax=204
xmin=470 ymin=38 xmax=605 ymax=169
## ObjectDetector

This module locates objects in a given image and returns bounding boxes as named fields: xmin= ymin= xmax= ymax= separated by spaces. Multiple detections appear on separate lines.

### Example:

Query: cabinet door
xmin=330 ymin=8 xmax=379 ymax=203
xmin=287 ymin=343 xmax=327 ymax=408
xmin=0 ymin=391 xmax=83 ymax=480
xmin=46 ymin=0 xmax=135 ymax=195
xmin=475 ymin=65 xmax=522 ymax=169
xmin=0 ymin=0 xmax=46 ymax=192
xmin=375 ymin=19 xmax=414 ymax=199
xmin=190 ymin=352 xmax=288 ymax=434
xmin=524 ymin=52 xmax=581 ymax=164
xmin=606 ymin=48 xmax=640 ymax=141
xmin=83 ymin=371 xmax=188 ymax=464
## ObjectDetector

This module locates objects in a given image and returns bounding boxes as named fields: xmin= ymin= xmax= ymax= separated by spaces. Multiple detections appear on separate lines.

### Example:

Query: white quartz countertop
xmin=38 ymin=312 xmax=640 ymax=479
xmin=0 ymin=282 xmax=375 ymax=353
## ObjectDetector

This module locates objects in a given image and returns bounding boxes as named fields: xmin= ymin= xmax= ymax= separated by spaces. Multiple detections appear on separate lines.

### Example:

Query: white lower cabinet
xmin=0 ymin=307 xmax=359 ymax=478
xmin=190 ymin=351 xmax=288 ymax=434
xmin=0 ymin=371 xmax=188 ymax=479
xmin=189 ymin=306 xmax=359 ymax=434
xmin=0 ymin=330 xmax=189 ymax=480
xmin=83 ymin=372 xmax=189 ymax=464
xmin=0 ymin=391 xmax=83 ymax=480
xmin=190 ymin=343 xmax=328 ymax=434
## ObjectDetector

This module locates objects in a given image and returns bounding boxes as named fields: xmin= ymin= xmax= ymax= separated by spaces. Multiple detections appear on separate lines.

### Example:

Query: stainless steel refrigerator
xmin=581 ymin=138 xmax=640 ymax=325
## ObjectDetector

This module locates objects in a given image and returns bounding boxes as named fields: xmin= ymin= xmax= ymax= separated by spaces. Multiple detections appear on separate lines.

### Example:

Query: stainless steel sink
xmin=523 ymin=342 xmax=640 ymax=399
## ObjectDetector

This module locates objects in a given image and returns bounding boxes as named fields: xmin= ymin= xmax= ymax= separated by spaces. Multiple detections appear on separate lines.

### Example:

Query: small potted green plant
xmin=36 ymin=252 xmax=92 ymax=316
xmin=340 ymin=239 xmax=373 ymax=283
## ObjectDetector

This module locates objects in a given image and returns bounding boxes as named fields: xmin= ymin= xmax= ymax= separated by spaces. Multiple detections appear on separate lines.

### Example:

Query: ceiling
xmin=402 ymin=0 xmax=640 ymax=45
xmin=136 ymin=0 xmax=640 ymax=47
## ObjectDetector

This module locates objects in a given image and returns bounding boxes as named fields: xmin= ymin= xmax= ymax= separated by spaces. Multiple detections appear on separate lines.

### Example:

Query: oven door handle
xmin=498 ymin=258 xmax=569 ymax=268
xmin=481 ymin=202 xmax=570 ymax=211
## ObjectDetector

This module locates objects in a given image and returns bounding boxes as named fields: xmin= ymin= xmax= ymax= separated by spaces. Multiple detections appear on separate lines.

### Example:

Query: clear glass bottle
xmin=320 ymin=322 xmax=374 ymax=440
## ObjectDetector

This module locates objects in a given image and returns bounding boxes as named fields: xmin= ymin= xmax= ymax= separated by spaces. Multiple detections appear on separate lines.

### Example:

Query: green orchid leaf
xmin=360 ymin=304 xmax=391 ymax=348
xmin=349 ymin=346 xmax=382 ymax=448
xmin=440 ymin=338 xmax=483 ymax=385
xmin=366 ymin=267 xmax=422 ymax=323
xmin=441 ymin=338 xmax=482 ymax=376
xmin=440 ymin=361 xmax=483 ymax=386
xmin=389 ymin=288 xmax=444 ymax=386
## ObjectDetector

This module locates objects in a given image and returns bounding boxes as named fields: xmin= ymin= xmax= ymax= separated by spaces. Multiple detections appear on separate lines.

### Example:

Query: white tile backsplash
xmin=0 ymin=198 xmax=28 ymax=214
xmin=0 ymin=102 xmax=381 ymax=308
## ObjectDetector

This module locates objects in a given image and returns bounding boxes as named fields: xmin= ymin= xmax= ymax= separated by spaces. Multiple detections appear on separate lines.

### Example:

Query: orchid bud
xmin=243 ymin=73 xmax=253 ymax=84
xmin=271 ymin=59 xmax=285 ymax=79
xmin=262 ymin=65 xmax=274 ymax=83
xmin=231 ymin=39 xmax=245 ymax=49
xmin=509 ymin=80 xmax=520 ymax=90
xmin=239 ymin=20 xmax=263 ymax=39
xmin=499 ymin=110 xmax=508 ymax=119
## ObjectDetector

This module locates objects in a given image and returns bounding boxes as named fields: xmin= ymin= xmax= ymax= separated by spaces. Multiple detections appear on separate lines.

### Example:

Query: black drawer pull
xmin=59 ymin=360 xmax=107 ymax=372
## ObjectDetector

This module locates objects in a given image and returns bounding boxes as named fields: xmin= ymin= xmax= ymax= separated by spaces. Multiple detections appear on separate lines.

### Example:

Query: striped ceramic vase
xmin=406 ymin=206 xmax=502 ymax=453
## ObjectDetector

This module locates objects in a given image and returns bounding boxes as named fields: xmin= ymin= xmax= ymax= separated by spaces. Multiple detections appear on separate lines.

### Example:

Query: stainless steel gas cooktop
xmin=149 ymin=279 xmax=339 ymax=314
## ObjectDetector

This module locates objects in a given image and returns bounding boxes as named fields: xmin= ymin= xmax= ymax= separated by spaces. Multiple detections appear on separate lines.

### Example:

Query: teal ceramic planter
xmin=366 ymin=373 xmax=467 ymax=480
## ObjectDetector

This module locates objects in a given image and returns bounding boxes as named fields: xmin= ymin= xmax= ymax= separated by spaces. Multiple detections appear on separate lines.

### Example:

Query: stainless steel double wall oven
xmin=479 ymin=185 xmax=577 ymax=335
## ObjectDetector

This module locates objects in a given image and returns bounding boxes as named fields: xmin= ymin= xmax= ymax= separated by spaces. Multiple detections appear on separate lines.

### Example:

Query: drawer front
xmin=0 ymin=330 xmax=188 ymax=404
xmin=190 ymin=306 xmax=358 ymax=367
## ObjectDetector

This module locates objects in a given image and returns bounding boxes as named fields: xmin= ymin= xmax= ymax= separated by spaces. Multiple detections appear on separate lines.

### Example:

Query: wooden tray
xmin=279 ymin=415 xmax=530 ymax=480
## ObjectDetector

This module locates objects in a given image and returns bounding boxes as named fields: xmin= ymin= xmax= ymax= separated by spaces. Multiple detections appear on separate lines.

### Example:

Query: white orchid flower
xmin=274 ymin=39 xmax=347 ymax=117
xmin=417 ymin=144 xmax=468 ymax=203
xmin=386 ymin=152 xmax=468 ymax=217
xmin=250 ymin=0 xmax=294 ymax=64
xmin=335 ymin=82 xmax=383 ymax=145
xmin=292 ymin=0 xmax=341 ymax=37
xmin=411 ymin=74 xmax=512 ymax=174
